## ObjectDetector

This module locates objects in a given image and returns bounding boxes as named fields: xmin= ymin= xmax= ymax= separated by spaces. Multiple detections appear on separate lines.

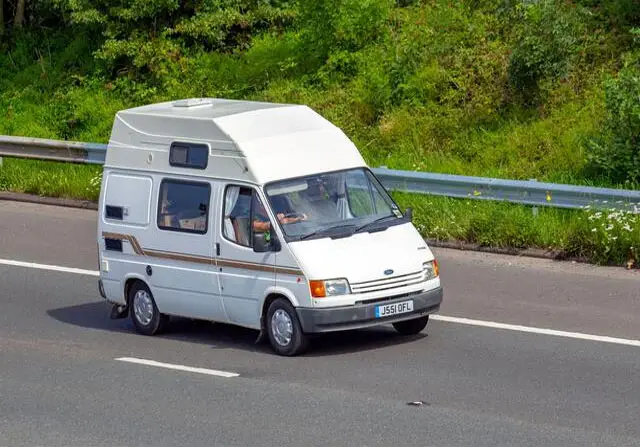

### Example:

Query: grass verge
xmin=0 ymin=158 xmax=101 ymax=201
xmin=395 ymin=192 xmax=639 ymax=268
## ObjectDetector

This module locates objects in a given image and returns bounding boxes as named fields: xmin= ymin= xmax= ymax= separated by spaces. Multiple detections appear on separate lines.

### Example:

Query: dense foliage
xmin=1 ymin=0 xmax=639 ymax=183
xmin=1 ymin=0 xmax=640 ymax=265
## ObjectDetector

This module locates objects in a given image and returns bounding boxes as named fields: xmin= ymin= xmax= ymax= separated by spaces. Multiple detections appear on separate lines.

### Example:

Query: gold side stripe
xmin=102 ymin=232 xmax=304 ymax=276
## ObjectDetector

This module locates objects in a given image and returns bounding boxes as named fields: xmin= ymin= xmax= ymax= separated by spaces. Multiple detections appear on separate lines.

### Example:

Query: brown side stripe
xmin=102 ymin=232 xmax=303 ymax=276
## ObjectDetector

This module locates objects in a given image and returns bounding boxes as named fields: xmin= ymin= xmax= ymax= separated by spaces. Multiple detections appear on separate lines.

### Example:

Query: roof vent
xmin=173 ymin=98 xmax=214 ymax=108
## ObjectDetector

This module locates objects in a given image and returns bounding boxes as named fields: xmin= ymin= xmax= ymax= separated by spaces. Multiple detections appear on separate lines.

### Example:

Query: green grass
xmin=392 ymin=192 xmax=640 ymax=267
xmin=0 ymin=158 xmax=101 ymax=201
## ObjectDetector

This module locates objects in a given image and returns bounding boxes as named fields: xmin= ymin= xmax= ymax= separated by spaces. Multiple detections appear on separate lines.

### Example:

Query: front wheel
xmin=393 ymin=315 xmax=429 ymax=335
xmin=266 ymin=298 xmax=309 ymax=356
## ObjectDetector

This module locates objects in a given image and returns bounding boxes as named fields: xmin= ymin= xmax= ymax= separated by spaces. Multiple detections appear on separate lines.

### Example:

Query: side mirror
xmin=253 ymin=232 xmax=280 ymax=253
xmin=405 ymin=207 xmax=413 ymax=222
xmin=253 ymin=232 xmax=270 ymax=252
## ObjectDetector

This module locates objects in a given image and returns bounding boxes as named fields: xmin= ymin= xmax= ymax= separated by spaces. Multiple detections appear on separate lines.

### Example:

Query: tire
xmin=266 ymin=298 xmax=309 ymax=356
xmin=128 ymin=281 xmax=169 ymax=336
xmin=393 ymin=315 xmax=429 ymax=335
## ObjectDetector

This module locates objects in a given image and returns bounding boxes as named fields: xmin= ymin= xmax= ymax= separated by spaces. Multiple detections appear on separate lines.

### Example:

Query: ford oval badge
xmin=384 ymin=269 xmax=394 ymax=276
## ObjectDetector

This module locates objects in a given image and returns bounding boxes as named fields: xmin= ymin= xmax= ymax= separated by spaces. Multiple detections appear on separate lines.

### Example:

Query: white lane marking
xmin=0 ymin=258 xmax=99 ymax=276
xmin=115 ymin=357 xmax=240 ymax=378
xmin=2 ymin=257 xmax=640 ymax=349
xmin=431 ymin=315 xmax=640 ymax=348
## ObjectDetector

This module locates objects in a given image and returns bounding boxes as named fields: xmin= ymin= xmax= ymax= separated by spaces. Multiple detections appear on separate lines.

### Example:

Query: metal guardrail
xmin=0 ymin=136 xmax=107 ymax=165
xmin=374 ymin=168 xmax=640 ymax=211
xmin=1 ymin=135 xmax=639 ymax=211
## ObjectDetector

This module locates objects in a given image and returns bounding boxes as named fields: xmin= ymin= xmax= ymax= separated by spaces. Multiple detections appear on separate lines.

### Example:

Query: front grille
xmin=355 ymin=290 xmax=423 ymax=305
xmin=351 ymin=270 xmax=425 ymax=294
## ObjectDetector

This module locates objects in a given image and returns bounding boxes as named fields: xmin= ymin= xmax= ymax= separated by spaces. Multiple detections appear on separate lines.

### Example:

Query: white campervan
xmin=97 ymin=98 xmax=443 ymax=356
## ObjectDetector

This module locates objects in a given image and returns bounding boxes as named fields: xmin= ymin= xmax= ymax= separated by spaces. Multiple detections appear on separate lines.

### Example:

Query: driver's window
xmin=251 ymin=192 xmax=273 ymax=246
xmin=222 ymin=185 xmax=274 ymax=248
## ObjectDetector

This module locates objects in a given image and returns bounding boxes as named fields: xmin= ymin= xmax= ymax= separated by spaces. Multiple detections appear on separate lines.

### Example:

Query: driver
xmin=253 ymin=196 xmax=306 ymax=232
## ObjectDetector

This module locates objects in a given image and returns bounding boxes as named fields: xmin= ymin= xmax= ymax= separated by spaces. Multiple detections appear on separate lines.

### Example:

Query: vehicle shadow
xmin=47 ymin=301 xmax=428 ymax=356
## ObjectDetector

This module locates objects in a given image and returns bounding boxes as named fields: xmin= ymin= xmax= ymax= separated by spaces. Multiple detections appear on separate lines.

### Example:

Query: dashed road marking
xmin=115 ymin=357 xmax=240 ymax=378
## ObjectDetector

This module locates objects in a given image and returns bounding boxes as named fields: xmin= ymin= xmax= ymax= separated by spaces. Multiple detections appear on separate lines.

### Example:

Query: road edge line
xmin=431 ymin=315 xmax=640 ymax=348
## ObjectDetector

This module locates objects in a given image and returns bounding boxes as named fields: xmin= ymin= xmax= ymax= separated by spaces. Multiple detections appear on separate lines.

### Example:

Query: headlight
xmin=422 ymin=259 xmax=439 ymax=281
xmin=309 ymin=279 xmax=351 ymax=298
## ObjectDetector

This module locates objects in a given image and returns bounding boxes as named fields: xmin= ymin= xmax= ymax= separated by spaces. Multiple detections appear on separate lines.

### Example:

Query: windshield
xmin=264 ymin=168 xmax=404 ymax=241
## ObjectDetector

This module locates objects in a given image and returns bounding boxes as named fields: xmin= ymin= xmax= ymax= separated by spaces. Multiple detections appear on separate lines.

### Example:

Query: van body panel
xmin=98 ymin=168 xmax=226 ymax=322
xmin=214 ymin=182 xmax=277 ymax=329
xmin=288 ymin=223 xmax=432 ymax=285
xmin=101 ymin=278 xmax=126 ymax=305
xmin=273 ymin=249 xmax=310 ymax=308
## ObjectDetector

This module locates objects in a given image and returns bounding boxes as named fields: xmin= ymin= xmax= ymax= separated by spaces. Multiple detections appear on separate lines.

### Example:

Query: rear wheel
xmin=128 ymin=281 xmax=169 ymax=336
xmin=266 ymin=298 xmax=309 ymax=356
xmin=393 ymin=315 xmax=429 ymax=335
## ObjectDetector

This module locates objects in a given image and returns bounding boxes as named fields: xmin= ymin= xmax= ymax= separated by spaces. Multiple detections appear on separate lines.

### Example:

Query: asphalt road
xmin=1 ymin=201 xmax=640 ymax=446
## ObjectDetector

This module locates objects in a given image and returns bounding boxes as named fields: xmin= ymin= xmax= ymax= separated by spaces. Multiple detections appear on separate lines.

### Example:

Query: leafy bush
xmin=52 ymin=0 xmax=295 ymax=84
xmin=507 ymin=0 xmax=589 ymax=105
xmin=587 ymin=40 xmax=640 ymax=184
xmin=296 ymin=0 xmax=391 ymax=71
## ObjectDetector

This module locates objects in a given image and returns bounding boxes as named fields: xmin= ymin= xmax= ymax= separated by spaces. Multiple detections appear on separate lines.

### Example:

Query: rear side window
xmin=157 ymin=179 xmax=210 ymax=234
xmin=169 ymin=142 xmax=209 ymax=169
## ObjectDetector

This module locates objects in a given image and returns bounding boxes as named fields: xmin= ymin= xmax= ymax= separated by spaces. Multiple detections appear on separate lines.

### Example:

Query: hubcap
xmin=271 ymin=309 xmax=293 ymax=346
xmin=133 ymin=290 xmax=154 ymax=326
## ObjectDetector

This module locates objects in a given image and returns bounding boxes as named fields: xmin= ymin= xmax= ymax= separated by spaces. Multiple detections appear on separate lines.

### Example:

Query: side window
xmin=169 ymin=142 xmax=208 ymax=170
xmin=157 ymin=179 xmax=210 ymax=234
xmin=251 ymin=193 xmax=272 ymax=246
xmin=223 ymin=186 xmax=252 ymax=247
xmin=223 ymin=185 xmax=274 ymax=248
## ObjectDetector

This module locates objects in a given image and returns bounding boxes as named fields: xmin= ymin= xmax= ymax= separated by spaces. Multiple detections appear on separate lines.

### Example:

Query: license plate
xmin=375 ymin=300 xmax=414 ymax=318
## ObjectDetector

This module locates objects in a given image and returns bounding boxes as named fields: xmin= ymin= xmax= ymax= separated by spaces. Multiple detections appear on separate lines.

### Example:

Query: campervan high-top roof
xmin=105 ymin=98 xmax=367 ymax=185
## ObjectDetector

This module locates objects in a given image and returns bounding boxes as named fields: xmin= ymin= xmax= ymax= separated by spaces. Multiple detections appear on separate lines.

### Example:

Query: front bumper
xmin=296 ymin=286 xmax=443 ymax=333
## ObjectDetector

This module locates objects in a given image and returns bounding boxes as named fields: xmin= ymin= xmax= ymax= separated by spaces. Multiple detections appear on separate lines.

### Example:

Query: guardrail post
xmin=0 ymin=156 xmax=3 ymax=167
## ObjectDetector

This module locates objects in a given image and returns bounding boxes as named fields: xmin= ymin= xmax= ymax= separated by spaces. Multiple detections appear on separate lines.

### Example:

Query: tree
xmin=14 ymin=0 xmax=26 ymax=28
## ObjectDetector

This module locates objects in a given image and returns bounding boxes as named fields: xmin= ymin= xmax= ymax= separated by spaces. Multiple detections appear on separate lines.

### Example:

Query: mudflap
xmin=255 ymin=329 xmax=267 ymax=345
xmin=110 ymin=303 xmax=128 ymax=320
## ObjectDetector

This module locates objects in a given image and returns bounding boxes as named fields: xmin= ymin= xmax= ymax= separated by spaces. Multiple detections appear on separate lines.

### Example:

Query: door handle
xmin=215 ymin=242 xmax=220 ymax=256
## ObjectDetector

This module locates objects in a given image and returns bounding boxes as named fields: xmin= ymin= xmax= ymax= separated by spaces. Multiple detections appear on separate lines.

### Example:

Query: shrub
xmin=587 ymin=39 xmax=640 ymax=184
xmin=507 ymin=0 xmax=589 ymax=105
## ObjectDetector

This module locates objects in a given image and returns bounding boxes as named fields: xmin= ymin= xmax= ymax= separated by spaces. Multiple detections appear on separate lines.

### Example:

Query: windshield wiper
xmin=298 ymin=223 xmax=356 ymax=241
xmin=355 ymin=215 xmax=397 ymax=233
